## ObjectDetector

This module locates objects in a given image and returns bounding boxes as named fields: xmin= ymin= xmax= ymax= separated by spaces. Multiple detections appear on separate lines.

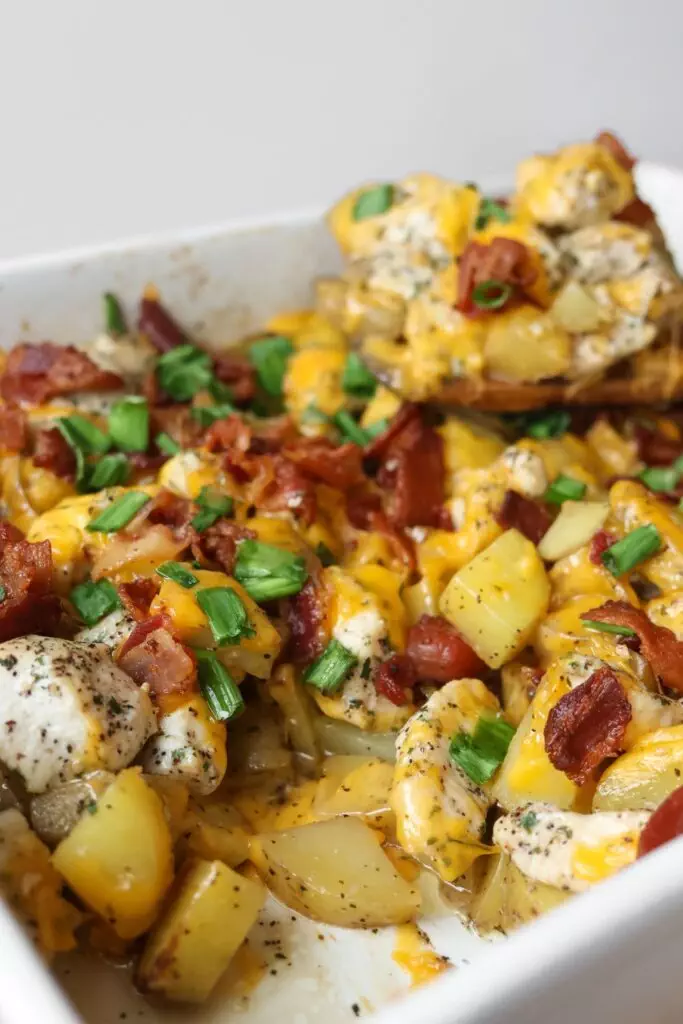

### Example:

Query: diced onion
xmin=314 ymin=717 xmax=397 ymax=762
xmin=537 ymin=500 xmax=610 ymax=561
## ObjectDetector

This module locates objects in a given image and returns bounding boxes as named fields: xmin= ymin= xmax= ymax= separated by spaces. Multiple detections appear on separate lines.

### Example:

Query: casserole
xmin=0 ymin=157 xmax=682 ymax=1024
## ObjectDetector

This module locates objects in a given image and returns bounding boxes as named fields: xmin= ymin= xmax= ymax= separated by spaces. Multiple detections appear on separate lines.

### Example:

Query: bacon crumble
xmin=496 ymin=490 xmax=552 ymax=545
xmin=456 ymin=238 xmax=537 ymax=317
xmin=0 ymin=343 xmax=123 ymax=405
xmin=582 ymin=600 xmax=683 ymax=693
xmin=638 ymin=787 xmax=683 ymax=858
xmin=406 ymin=614 xmax=486 ymax=683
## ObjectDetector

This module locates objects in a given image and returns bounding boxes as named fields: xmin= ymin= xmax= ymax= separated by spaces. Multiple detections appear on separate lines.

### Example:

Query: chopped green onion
xmin=57 ymin=415 xmax=111 ymax=455
xmin=248 ymin=335 xmax=294 ymax=398
xmin=156 ymin=561 xmax=199 ymax=588
xmin=471 ymin=280 xmax=512 ymax=311
xmin=601 ymin=524 xmax=662 ymax=576
xmin=342 ymin=353 xmax=377 ymax=399
xmin=333 ymin=410 xmax=369 ymax=447
xmin=195 ymin=649 xmax=245 ymax=721
xmin=196 ymin=587 xmax=255 ymax=646
xmin=190 ymin=402 xmax=236 ymax=427
xmin=475 ymin=197 xmax=511 ymax=231
xmin=449 ymin=715 xmax=515 ymax=785
xmin=157 ymin=344 xmax=213 ymax=402
xmin=639 ymin=465 xmax=682 ymax=492
xmin=208 ymin=377 xmax=234 ymax=403
xmin=103 ymin=292 xmax=127 ymax=337
xmin=524 ymin=410 xmax=571 ymax=441
xmin=364 ymin=417 xmax=390 ymax=441
xmin=300 ymin=405 xmax=330 ymax=425
xmin=234 ymin=540 xmax=308 ymax=602
xmin=352 ymin=184 xmax=394 ymax=221
xmin=0 ymin=584 xmax=6 ymax=602
xmin=88 ymin=453 xmax=130 ymax=490
xmin=86 ymin=491 xmax=150 ymax=533
xmin=305 ymin=638 xmax=358 ymax=694
xmin=191 ymin=486 xmax=234 ymax=532
xmin=156 ymin=432 xmax=181 ymax=456
xmin=315 ymin=541 xmax=336 ymax=567
xmin=581 ymin=619 xmax=637 ymax=637
xmin=70 ymin=579 xmax=121 ymax=627
xmin=544 ymin=474 xmax=587 ymax=505
xmin=108 ymin=396 xmax=149 ymax=453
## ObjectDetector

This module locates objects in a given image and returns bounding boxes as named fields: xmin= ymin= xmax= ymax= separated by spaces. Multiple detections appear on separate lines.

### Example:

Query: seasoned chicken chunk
xmin=140 ymin=697 xmax=227 ymax=796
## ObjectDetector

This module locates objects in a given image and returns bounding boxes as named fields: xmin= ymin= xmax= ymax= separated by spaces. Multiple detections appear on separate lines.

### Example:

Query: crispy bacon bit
xmin=150 ymin=405 xmax=204 ymax=449
xmin=223 ymin=446 xmax=316 ymax=526
xmin=406 ymin=614 xmax=486 ymax=683
xmin=191 ymin=521 xmax=256 ymax=575
xmin=144 ymin=489 xmax=193 ymax=533
xmin=0 ymin=405 xmax=27 ymax=454
xmin=204 ymin=414 xmax=252 ymax=455
xmin=364 ymin=403 xmax=420 ymax=460
xmin=0 ymin=525 xmax=59 ymax=641
xmin=283 ymin=439 xmax=364 ymax=490
xmin=213 ymin=352 xmax=257 ymax=405
xmin=0 ymin=343 xmax=123 ymax=405
xmin=346 ymin=488 xmax=416 ymax=571
xmin=544 ymin=666 xmax=632 ymax=785
xmin=582 ymin=600 xmax=683 ymax=693
xmin=634 ymin=424 xmax=682 ymax=467
xmin=456 ymin=238 xmax=537 ymax=317
xmin=138 ymin=297 xmax=187 ymax=353
xmin=589 ymin=529 xmax=616 ymax=566
xmin=377 ymin=412 xmax=446 ymax=528
xmin=595 ymin=130 xmax=637 ymax=171
xmin=118 ymin=624 xmax=197 ymax=698
xmin=615 ymin=197 xmax=656 ymax=228
xmin=118 ymin=580 xmax=160 ymax=622
xmin=496 ymin=490 xmax=552 ymax=546
xmin=32 ymin=428 xmax=76 ymax=478
xmin=284 ymin=578 xmax=327 ymax=663
xmin=638 ymin=787 xmax=683 ymax=857
xmin=128 ymin=451 xmax=168 ymax=474
xmin=374 ymin=655 xmax=416 ymax=706
xmin=204 ymin=414 xmax=297 ymax=457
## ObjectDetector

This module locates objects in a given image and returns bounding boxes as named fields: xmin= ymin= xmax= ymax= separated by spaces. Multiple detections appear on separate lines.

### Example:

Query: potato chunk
xmin=439 ymin=529 xmax=550 ymax=668
xmin=471 ymin=853 xmax=567 ymax=935
xmin=52 ymin=768 xmax=174 ymax=939
xmin=250 ymin=817 xmax=420 ymax=927
xmin=594 ymin=725 xmax=683 ymax=812
xmin=138 ymin=859 xmax=265 ymax=1003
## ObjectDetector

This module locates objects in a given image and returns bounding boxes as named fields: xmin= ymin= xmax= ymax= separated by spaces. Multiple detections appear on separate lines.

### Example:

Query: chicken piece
xmin=494 ymin=803 xmax=647 ymax=893
xmin=0 ymin=635 xmax=156 ymax=793
xmin=391 ymin=679 xmax=500 ymax=882
xmin=140 ymin=696 xmax=227 ymax=796
xmin=74 ymin=607 xmax=137 ymax=651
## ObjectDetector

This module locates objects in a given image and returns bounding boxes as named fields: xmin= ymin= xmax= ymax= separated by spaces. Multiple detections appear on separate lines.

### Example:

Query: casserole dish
xmin=0 ymin=160 xmax=682 ymax=1024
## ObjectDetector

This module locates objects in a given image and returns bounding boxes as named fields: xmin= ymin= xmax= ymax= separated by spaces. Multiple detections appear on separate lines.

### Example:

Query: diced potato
xmin=550 ymin=280 xmax=602 ymax=332
xmin=138 ymin=859 xmax=266 ymax=1003
xmin=30 ymin=771 xmax=114 ymax=846
xmin=471 ymin=853 xmax=567 ymax=935
xmin=313 ymin=756 xmax=395 ymax=830
xmin=52 ymin=768 xmax=174 ymax=939
xmin=250 ymin=817 xmax=420 ymax=927
xmin=484 ymin=307 xmax=572 ymax=382
xmin=178 ymin=799 xmax=251 ymax=867
xmin=537 ymin=500 xmax=609 ymax=562
xmin=501 ymin=661 xmax=538 ymax=728
xmin=585 ymin=419 xmax=640 ymax=479
xmin=143 ymin=776 xmax=190 ymax=841
xmin=228 ymin=702 xmax=293 ymax=783
xmin=594 ymin=725 xmax=683 ymax=811
xmin=314 ymin=717 xmax=397 ymax=762
xmin=268 ymin=663 xmax=321 ymax=772
xmin=439 ymin=529 xmax=550 ymax=668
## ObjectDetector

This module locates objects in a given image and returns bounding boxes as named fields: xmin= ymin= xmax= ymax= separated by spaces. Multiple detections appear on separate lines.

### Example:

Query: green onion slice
xmin=195 ymin=649 xmax=245 ymax=721
xmin=103 ymin=292 xmax=127 ymax=337
xmin=70 ymin=579 xmax=121 ymax=627
xmin=333 ymin=410 xmax=369 ymax=447
xmin=352 ymin=184 xmax=394 ymax=221
xmin=234 ymin=540 xmax=308 ymax=602
xmin=300 ymin=405 xmax=330 ymax=425
xmin=601 ymin=524 xmax=662 ymax=577
xmin=156 ymin=561 xmax=199 ymax=588
xmin=364 ymin=417 xmax=390 ymax=441
xmin=191 ymin=486 xmax=234 ymax=532
xmin=525 ymin=410 xmax=571 ymax=441
xmin=156 ymin=432 xmax=181 ymax=456
xmin=544 ymin=474 xmax=587 ymax=505
xmin=248 ymin=335 xmax=294 ymax=398
xmin=449 ymin=715 xmax=515 ymax=785
xmin=314 ymin=541 xmax=336 ymax=567
xmin=471 ymin=279 xmax=512 ymax=311
xmin=0 ymin=585 xmax=5 ymax=602
xmin=581 ymin=619 xmax=637 ymax=637
xmin=108 ymin=396 xmax=149 ymax=453
xmin=475 ymin=197 xmax=511 ymax=231
xmin=639 ymin=465 xmax=681 ymax=493
xmin=342 ymin=353 xmax=377 ymax=399
xmin=88 ymin=453 xmax=130 ymax=490
xmin=157 ymin=344 xmax=213 ymax=402
xmin=195 ymin=587 xmax=255 ymax=646
xmin=190 ymin=402 xmax=236 ymax=428
xmin=57 ymin=415 xmax=110 ymax=455
xmin=305 ymin=638 xmax=358 ymax=694
xmin=86 ymin=491 xmax=150 ymax=533
xmin=208 ymin=377 xmax=234 ymax=403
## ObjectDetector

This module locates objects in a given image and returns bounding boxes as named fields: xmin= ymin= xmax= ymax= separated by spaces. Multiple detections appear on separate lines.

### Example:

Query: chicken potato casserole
xmin=1 ymin=131 xmax=683 ymax=1008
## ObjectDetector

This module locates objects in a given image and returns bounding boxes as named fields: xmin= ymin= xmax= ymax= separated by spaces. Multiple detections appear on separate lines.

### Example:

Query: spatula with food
xmin=316 ymin=132 xmax=683 ymax=412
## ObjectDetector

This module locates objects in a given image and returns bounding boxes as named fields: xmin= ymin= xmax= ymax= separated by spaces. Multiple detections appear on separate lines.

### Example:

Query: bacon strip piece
xmin=32 ymin=428 xmax=76 ymax=478
xmin=496 ymin=490 xmax=552 ymax=545
xmin=213 ymin=352 xmax=257 ymax=405
xmin=0 ymin=405 xmax=27 ymax=454
xmin=406 ymin=614 xmax=486 ymax=683
xmin=638 ymin=787 xmax=683 ymax=857
xmin=544 ymin=666 xmax=632 ymax=785
xmin=364 ymin=403 xmax=420 ymax=460
xmin=376 ymin=411 xmax=446 ymax=528
xmin=283 ymin=439 xmax=364 ymax=490
xmin=456 ymin=238 xmax=537 ymax=317
xmin=582 ymin=600 xmax=683 ymax=693
xmin=118 ymin=580 xmax=160 ymax=622
xmin=346 ymin=487 xmax=416 ymax=571
xmin=374 ymin=655 xmax=416 ymax=706
xmin=634 ymin=424 xmax=683 ymax=467
xmin=283 ymin=578 xmax=327 ymax=664
xmin=589 ymin=529 xmax=616 ymax=566
xmin=117 ymin=617 xmax=197 ymax=698
xmin=595 ymin=130 xmax=637 ymax=171
xmin=0 ymin=523 xmax=59 ymax=641
xmin=1 ymin=343 xmax=123 ymax=404
xmin=191 ymin=521 xmax=256 ymax=575
xmin=138 ymin=297 xmax=187 ymax=353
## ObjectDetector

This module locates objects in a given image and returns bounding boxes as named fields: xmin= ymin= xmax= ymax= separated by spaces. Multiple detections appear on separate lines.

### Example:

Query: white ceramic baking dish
xmin=1 ymin=163 xmax=683 ymax=1024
